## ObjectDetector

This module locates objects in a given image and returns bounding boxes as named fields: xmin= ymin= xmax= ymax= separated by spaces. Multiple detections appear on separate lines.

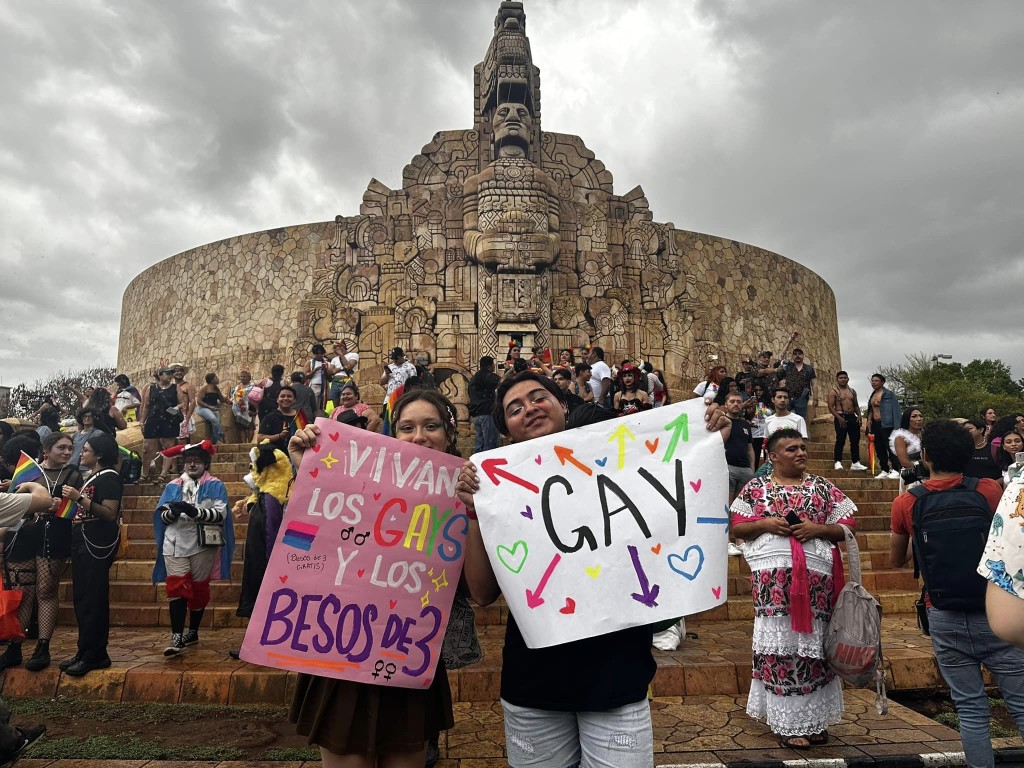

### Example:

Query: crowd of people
xmin=2 ymin=340 xmax=1024 ymax=767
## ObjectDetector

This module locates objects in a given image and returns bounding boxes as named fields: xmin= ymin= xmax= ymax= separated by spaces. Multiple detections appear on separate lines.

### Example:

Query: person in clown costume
xmin=151 ymin=440 xmax=234 ymax=656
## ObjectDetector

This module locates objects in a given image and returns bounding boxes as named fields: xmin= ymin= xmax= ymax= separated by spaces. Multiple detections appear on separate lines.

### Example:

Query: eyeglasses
xmin=506 ymin=393 xmax=552 ymax=419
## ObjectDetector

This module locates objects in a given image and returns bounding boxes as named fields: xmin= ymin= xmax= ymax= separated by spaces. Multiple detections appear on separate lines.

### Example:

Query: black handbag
xmin=197 ymin=522 xmax=224 ymax=548
xmin=441 ymin=591 xmax=483 ymax=670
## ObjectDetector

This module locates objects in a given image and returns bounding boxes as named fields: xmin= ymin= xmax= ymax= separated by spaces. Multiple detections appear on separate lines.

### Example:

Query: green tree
xmin=875 ymin=354 xmax=1024 ymax=419
xmin=0 ymin=367 xmax=116 ymax=419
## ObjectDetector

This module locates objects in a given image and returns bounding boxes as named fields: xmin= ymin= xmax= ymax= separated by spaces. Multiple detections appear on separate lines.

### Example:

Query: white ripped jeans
xmin=501 ymin=698 xmax=653 ymax=768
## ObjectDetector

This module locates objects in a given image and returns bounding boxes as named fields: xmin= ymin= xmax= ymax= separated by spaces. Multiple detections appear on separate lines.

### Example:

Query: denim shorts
xmin=501 ymin=698 xmax=653 ymax=768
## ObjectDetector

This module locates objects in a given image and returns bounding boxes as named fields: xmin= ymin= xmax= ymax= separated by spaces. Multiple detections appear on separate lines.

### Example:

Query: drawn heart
xmin=389 ymin=599 xmax=398 ymax=609
xmin=311 ymin=444 xmax=322 ymax=453
xmin=645 ymin=438 xmax=659 ymax=453
xmin=373 ymin=493 xmax=381 ymax=501
xmin=595 ymin=457 xmax=608 ymax=467
xmin=667 ymin=545 xmax=705 ymax=581
xmin=496 ymin=541 xmax=529 ymax=574
xmin=357 ymin=569 xmax=365 ymax=578
xmin=712 ymin=586 xmax=722 ymax=600
xmin=279 ymin=575 xmax=288 ymax=583
xmin=585 ymin=566 xmax=601 ymax=579
xmin=521 ymin=505 xmax=533 ymax=520
xmin=534 ymin=455 xmax=542 ymax=465
xmin=455 ymin=501 xmax=461 ymax=509
xmin=329 ymin=432 xmax=340 ymax=442
xmin=423 ymin=677 xmax=432 ymax=687
xmin=559 ymin=597 xmax=576 ymax=615
xmin=650 ymin=543 xmax=662 ymax=555
xmin=309 ymin=468 xmax=319 ymax=479
xmin=689 ymin=479 xmax=702 ymax=493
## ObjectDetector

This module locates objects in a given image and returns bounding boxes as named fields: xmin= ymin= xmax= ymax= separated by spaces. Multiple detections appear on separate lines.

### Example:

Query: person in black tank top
xmin=140 ymin=367 xmax=183 ymax=482
xmin=963 ymin=419 xmax=1003 ymax=481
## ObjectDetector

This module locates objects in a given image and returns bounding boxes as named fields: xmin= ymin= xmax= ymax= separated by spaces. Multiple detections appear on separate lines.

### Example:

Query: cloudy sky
xmin=1 ymin=0 xmax=1021 ymax=392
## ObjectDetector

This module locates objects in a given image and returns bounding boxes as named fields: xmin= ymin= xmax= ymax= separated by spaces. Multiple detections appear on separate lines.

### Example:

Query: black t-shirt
xmin=468 ymin=370 xmax=501 ymax=417
xmin=259 ymin=410 xmax=299 ymax=450
xmin=963 ymin=445 xmax=1002 ymax=481
xmin=80 ymin=469 xmax=124 ymax=521
xmin=724 ymin=417 xmax=753 ymax=468
xmin=500 ymin=613 xmax=655 ymax=711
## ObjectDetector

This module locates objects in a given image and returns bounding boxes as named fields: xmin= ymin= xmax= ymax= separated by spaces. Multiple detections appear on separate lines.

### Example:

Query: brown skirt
xmin=289 ymin=660 xmax=453 ymax=757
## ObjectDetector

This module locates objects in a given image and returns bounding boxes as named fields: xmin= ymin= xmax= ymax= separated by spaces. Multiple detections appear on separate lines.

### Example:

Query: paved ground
xmin=6 ymin=617 xmax=1024 ymax=765
xmin=11 ymin=688 xmax=1024 ymax=767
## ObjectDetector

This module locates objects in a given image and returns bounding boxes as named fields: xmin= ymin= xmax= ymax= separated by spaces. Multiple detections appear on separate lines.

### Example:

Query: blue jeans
xmin=194 ymin=406 xmax=224 ymax=443
xmin=790 ymin=394 xmax=809 ymax=419
xmin=501 ymin=698 xmax=653 ymax=768
xmin=473 ymin=415 xmax=499 ymax=453
xmin=927 ymin=608 xmax=1024 ymax=768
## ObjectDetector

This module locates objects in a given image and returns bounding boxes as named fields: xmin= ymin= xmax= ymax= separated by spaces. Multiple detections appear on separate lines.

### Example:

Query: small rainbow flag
xmin=282 ymin=521 xmax=318 ymax=551
xmin=55 ymin=497 xmax=80 ymax=520
xmin=294 ymin=411 xmax=309 ymax=431
xmin=381 ymin=384 xmax=404 ymax=437
xmin=10 ymin=452 xmax=43 ymax=489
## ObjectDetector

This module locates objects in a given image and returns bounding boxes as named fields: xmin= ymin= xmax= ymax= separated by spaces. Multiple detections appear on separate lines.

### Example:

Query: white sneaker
xmin=652 ymin=622 xmax=682 ymax=651
xmin=874 ymin=471 xmax=888 ymax=480
xmin=833 ymin=461 xmax=843 ymax=470
xmin=850 ymin=462 xmax=868 ymax=471
xmin=728 ymin=543 xmax=744 ymax=556
xmin=887 ymin=469 xmax=901 ymax=480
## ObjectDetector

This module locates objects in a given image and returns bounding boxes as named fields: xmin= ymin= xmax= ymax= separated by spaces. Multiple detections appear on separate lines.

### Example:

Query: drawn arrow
xmin=627 ymin=545 xmax=661 ymax=607
xmin=609 ymin=424 xmax=637 ymax=470
xmin=662 ymin=412 xmax=690 ymax=463
xmin=525 ymin=553 xmax=562 ymax=608
xmin=696 ymin=516 xmax=731 ymax=530
xmin=481 ymin=458 xmax=540 ymax=493
xmin=553 ymin=445 xmax=593 ymax=477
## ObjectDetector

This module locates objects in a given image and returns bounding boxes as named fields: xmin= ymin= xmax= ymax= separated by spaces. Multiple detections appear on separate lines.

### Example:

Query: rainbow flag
xmin=10 ymin=452 xmax=43 ymax=489
xmin=55 ymin=497 xmax=80 ymax=520
xmin=381 ymin=384 xmax=405 ymax=437
xmin=294 ymin=410 xmax=309 ymax=431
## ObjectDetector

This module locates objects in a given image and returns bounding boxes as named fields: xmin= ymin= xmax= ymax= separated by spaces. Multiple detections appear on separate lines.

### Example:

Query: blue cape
xmin=151 ymin=473 xmax=235 ymax=585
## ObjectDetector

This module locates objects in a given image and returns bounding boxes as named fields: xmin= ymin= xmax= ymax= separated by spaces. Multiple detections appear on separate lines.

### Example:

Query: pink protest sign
xmin=240 ymin=417 xmax=468 ymax=689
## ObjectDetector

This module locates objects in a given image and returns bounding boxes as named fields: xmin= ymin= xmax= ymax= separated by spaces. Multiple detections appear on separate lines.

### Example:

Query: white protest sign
xmin=471 ymin=399 xmax=729 ymax=649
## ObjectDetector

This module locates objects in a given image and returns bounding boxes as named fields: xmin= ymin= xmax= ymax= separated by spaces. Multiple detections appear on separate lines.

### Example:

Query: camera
xmin=900 ymin=461 xmax=930 ymax=486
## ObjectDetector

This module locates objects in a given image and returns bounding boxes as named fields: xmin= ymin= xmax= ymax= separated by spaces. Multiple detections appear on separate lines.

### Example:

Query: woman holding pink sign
xmin=287 ymin=388 xmax=464 ymax=768
xmin=456 ymin=371 xmax=731 ymax=768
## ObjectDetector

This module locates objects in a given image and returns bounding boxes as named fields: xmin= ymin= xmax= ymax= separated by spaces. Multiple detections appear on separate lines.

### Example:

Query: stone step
xmin=8 ymin=615 xmax=955 ymax=709
xmin=56 ymin=578 xmax=241 ymax=605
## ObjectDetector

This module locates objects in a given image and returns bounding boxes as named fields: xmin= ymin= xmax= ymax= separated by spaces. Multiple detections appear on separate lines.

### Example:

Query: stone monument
xmin=118 ymin=2 xmax=840 ymax=420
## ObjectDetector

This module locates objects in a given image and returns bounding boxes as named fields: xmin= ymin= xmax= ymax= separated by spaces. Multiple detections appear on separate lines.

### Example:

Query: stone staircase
xmin=58 ymin=416 xmax=919 ymax=631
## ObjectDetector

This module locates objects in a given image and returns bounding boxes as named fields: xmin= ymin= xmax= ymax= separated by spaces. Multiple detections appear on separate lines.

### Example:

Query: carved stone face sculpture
xmin=493 ymin=101 xmax=532 ymax=155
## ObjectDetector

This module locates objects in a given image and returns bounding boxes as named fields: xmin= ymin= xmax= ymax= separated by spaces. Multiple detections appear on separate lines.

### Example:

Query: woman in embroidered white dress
xmin=730 ymin=427 xmax=857 ymax=749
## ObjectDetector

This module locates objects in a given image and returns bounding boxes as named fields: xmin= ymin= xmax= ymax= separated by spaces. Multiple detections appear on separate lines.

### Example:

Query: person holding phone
xmin=730 ymin=428 xmax=856 ymax=750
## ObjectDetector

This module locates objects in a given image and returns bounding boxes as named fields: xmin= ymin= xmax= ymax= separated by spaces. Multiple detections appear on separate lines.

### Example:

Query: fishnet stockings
xmin=9 ymin=557 xmax=66 ymax=641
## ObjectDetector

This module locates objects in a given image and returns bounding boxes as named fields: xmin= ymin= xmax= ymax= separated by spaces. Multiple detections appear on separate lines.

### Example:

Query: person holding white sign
xmin=730 ymin=428 xmax=856 ymax=750
xmin=457 ymin=371 xmax=732 ymax=768
xmin=287 ymin=388 xmax=466 ymax=768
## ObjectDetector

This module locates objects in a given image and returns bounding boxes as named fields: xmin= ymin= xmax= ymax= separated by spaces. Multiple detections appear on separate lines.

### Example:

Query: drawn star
xmin=427 ymin=568 xmax=434 ymax=577
xmin=320 ymin=451 xmax=339 ymax=469
xmin=432 ymin=569 xmax=449 ymax=592
xmin=420 ymin=591 xmax=431 ymax=608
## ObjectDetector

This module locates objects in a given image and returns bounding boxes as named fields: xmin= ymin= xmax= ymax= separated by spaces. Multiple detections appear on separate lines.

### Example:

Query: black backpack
xmin=118 ymin=446 xmax=142 ymax=485
xmin=910 ymin=477 xmax=992 ymax=612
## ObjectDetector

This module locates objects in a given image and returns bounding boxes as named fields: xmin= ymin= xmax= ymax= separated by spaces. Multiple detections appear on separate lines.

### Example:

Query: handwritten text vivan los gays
xmin=240 ymin=419 xmax=468 ymax=689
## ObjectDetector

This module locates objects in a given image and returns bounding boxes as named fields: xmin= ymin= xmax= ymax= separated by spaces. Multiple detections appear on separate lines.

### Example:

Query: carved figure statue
xmin=462 ymin=102 xmax=561 ymax=272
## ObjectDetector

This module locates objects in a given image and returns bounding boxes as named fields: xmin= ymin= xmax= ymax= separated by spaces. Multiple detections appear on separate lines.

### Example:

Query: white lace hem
xmin=746 ymin=676 xmax=844 ymax=736
xmin=752 ymin=616 xmax=828 ymax=658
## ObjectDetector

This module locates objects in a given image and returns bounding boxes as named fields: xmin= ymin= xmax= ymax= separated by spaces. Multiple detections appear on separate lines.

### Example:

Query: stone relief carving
xmin=117 ymin=2 xmax=841 ymax=410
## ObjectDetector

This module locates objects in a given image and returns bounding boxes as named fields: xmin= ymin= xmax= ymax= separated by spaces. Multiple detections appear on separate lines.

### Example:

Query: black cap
xmin=389 ymin=347 xmax=405 ymax=360
xmin=334 ymin=409 xmax=369 ymax=429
